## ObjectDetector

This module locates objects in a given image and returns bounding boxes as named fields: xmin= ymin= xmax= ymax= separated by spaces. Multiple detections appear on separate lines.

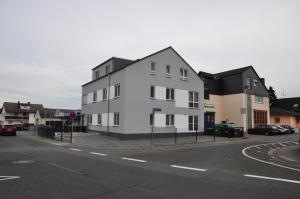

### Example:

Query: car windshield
xmin=4 ymin=125 xmax=14 ymax=127
xmin=271 ymin=125 xmax=278 ymax=129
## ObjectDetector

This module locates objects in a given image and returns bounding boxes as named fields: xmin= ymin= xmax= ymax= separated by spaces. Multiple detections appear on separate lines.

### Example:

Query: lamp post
xmin=151 ymin=108 xmax=161 ymax=145
xmin=244 ymin=85 xmax=250 ymax=138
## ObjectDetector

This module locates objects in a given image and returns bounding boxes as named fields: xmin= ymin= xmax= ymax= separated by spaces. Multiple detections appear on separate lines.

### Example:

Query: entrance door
xmin=253 ymin=110 xmax=267 ymax=127
xmin=204 ymin=112 xmax=215 ymax=129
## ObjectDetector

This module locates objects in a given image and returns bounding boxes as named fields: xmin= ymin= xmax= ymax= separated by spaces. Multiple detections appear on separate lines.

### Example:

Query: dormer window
xmin=105 ymin=65 xmax=110 ymax=75
xmin=253 ymin=79 xmax=258 ymax=87
xmin=166 ymin=65 xmax=170 ymax=75
xmin=95 ymin=71 xmax=100 ymax=79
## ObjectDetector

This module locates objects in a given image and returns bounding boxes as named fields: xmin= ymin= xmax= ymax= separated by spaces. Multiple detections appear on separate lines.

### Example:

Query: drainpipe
xmin=107 ymin=67 xmax=111 ymax=136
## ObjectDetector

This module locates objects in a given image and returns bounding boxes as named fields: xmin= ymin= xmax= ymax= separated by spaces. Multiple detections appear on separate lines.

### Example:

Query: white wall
xmin=154 ymin=113 xmax=165 ymax=127
xmin=97 ymin=89 xmax=103 ymax=102
xmin=175 ymin=89 xmax=188 ymax=108
xmin=175 ymin=114 xmax=188 ymax=132
xmin=155 ymin=86 xmax=165 ymax=100
xmin=87 ymin=92 xmax=93 ymax=104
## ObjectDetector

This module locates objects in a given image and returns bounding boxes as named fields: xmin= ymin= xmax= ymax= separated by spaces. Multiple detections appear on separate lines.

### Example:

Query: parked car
xmin=275 ymin=125 xmax=289 ymax=134
xmin=211 ymin=123 xmax=243 ymax=138
xmin=0 ymin=125 xmax=17 ymax=136
xmin=280 ymin=125 xmax=295 ymax=134
xmin=248 ymin=125 xmax=280 ymax=136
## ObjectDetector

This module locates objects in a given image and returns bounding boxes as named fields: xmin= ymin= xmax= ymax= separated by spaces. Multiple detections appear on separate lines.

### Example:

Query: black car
xmin=248 ymin=125 xmax=280 ymax=136
xmin=212 ymin=123 xmax=243 ymax=138
xmin=280 ymin=125 xmax=295 ymax=134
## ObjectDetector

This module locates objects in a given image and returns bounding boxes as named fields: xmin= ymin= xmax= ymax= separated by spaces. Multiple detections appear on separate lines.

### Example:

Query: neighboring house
xmin=34 ymin=108 xmax=62 ymax=126
xmin=270 ymin=97 xmax=300 ymax=128
xmin=35 ymin=108 xmax=82 ymax=126
xmin=0 ymin=101 xmax=43 ymax=126
xmin=198 ymin=66 xmax=270 ymax=131
xmin=82 ymin=46 xmax=204 ymax=139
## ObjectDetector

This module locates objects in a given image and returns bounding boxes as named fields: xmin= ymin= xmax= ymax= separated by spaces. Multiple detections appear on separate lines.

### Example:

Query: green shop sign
xmin=204 ymin=103 xmax=215 ymax=109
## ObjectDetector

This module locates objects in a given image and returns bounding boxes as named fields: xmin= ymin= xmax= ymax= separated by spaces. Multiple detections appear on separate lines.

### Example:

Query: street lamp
xmin=151 ymin=108 xmax=161 ymax=145
xmin=244 ymin=85 xmax=250 ymax=138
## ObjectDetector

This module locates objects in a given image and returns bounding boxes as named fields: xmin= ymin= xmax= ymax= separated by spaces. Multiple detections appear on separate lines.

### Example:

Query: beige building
xmin=199 ymin=66 xmax=270 ymax=131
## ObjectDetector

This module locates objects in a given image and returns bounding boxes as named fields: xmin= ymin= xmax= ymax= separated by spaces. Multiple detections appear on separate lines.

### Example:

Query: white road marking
xmin=121 ymin=157 xmax=146 ymax=163
xmin=12 ymin=160 xmax=34 ymax=164
xmin=278 ymin=143 xmax=286 ymax=147
xmin=255 ymin=146 xmax=262 ymax=150
xmin=244 ymin=174 xmax=300 ymax=184
xmin=242 ymin=144 xmax=300 ymax=172
xmin=90 ymin=152 xmax=107 ymax=156
xmin=0 ymin=176 xmax=20 ymax=182
xmin=69 ymin=148 xmax=82 ymax=152
xmin=170 ymin=165 xmax=207 ymax=172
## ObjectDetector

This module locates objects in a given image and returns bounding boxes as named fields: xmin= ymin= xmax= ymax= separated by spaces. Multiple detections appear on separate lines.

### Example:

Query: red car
xmin=0 ymin=125 xmax=17 ymax=136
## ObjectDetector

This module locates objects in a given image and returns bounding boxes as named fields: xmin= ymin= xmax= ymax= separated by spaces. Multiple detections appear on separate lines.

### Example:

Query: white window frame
xmin=189 ymin=91 xmax=199 ymax=108
xmin=114 ymin=84 xmax=120 ymax=98
xmin=188 ymin=115 xmax=199 ymax=131
xmin=180 ymin=68 xmax=188 ymax=80
xmin=255 ymin=96 xmax=264 ymax=104
xmin=103 ymin=88 xmax=108 ymax=100
xmin=113 ymin=112 xmax=119 ymax=126
xmin=97 ymin=113 xmax=102 ymax=125
xmin=82 ymin=95 xmax=87 ymax=105
xmin=95 ymin=71 xmax=100 ymax=79
xmin=166 ymin=88 xmax=174 ymax=101
xmin=253 ymin=79 xmax=258 ymax=87
xmin=105 ymin=65 xmax=110 ymax=75
xmin=166 ymin=114 xmax=174 ymax=126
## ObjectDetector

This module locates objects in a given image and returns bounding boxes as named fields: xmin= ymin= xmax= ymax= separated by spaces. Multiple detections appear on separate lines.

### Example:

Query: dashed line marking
xmin=90 ymin=152 xmax=107 ymax=156
xmin=69 ymin=148 xmax=82 ymax=152
xmin=121 ymin=157 xmax=147 ymax=163
xmin=278 ymin=143 xmax=286 ymax=147
xmin=244 ymin=174 xmax=300 ymax=184
xmin=0 ymin=176 xmax=20 ymax=182
xmin=170 ymin=165 xmax=207 ymax=172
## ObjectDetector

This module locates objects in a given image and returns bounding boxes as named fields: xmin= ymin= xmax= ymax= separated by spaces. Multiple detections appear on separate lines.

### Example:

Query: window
xmin=95 ymin=71 xmax=100 ymax=79
xmin=253 ymin=79 xmax=258 ymax=87
xmin=150 ymin=114 xmax=153 ymax=126
xmin=188 ymin=116 xmax=199 ymax=131
xmin=105 ymin=65 xmax=110 ymax=75
xmin=275 ymin=117 xmax=280 ymax=123
xmin=166 ymin=65 xmax=170 ymax=74
xmin=103 ymin=88 xmax=107 ymax=100
xmin=113 ymin=112 xmax=119 ymax=126
xmin=180 ymin=68 xmax=188 ymax=80
xmin=166 ymin=88 xmax=174 ymax=100
xmin=166 ymin=114 xmax=174 ymax=126
xmin=97 ymin=114 xmax=102 ymax=125
xmin=150 ymin=61 xmax=156 ymax=72
xmin=114 ymin=84 xmax=120 ymax=98
xmin=93 ymin=91 xmax=97 ymax=102
xmin=189 ymin=91 xmax=199 ymax=108
xmin=87 ymin=114 xmax=92 ymax=124
xmin=150 ymin=86 xmax=155 ymax=98
xmin=255 ymin=96 xmax=263 ymax=104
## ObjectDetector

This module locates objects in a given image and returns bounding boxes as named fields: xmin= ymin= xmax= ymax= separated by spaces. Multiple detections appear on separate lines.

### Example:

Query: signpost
xmin=69 ymin=112 xmax=77 ymax=143
xmin=151 ymin=108 xmax=161 ymax=145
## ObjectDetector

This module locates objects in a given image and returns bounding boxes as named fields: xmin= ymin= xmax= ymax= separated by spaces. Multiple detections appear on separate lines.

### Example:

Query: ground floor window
xmin=98 ymin=114 xmax=102 ymax=125
xmin=254 ymin=110 xmax=267 ymax=127
xmin=87 ymin=114 xmax=92 ymax=124
xmin=188 ymin=115 xmax=198 ymax=131
xmin=166 ymin=114 xmax=174 ymax=126
xmin=275 ymin=117 xmax=280 ymax=123
xmin=150 ymin=114 xmax=153 ymax=126
xmin=113 ymin=112 xmax=119 ymax=126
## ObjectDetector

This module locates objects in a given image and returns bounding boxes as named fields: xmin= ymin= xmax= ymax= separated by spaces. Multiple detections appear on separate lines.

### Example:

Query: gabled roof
xmin=270 ymin=107 xmax=300 ymax=117
xmin=82 ymin=46 xmax=201 ymax=87
xmin=273 ymin=97 xmax=300 ymax=112
xmin=3 ymin=102 xmax=43 ymax=113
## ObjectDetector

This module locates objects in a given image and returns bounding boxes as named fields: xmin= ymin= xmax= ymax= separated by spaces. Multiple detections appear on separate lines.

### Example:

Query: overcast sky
xmin=0 ymin=0 xmax=299 ymax=109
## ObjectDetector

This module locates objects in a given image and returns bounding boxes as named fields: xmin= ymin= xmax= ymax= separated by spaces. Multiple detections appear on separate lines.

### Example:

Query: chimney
xmin=260 ymin=78 xmax=265 ymax=85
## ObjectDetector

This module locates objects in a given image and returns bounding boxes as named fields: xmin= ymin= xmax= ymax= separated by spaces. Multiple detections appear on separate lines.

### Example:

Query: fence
xmin=36 ymin=125 xmax=87 ymax=143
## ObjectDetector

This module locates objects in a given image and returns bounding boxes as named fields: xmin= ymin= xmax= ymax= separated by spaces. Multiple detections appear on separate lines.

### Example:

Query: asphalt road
xmin=0 ymin=133 xmax=299 ymax=199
